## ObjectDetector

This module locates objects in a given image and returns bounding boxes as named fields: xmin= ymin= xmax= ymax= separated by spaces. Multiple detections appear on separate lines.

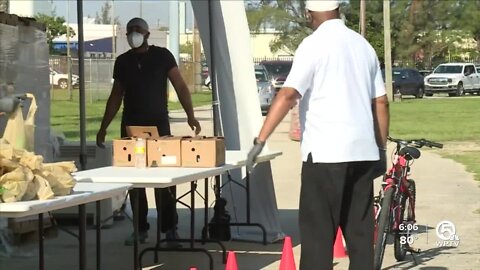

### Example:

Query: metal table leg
xmin=79 ymin=204 xmax=87 ymax=270
xmin=38 ymin=213 xmax=44 ymax=270
xmin=227 ymin=169 xmax=268 ymax=245
xmin=133 ymin=189 xmax=140 ymax=270
xmin=154 ymin=192 xmax=162 ymax=264
xmin=96 ymin=201 xmax=101 ymax=270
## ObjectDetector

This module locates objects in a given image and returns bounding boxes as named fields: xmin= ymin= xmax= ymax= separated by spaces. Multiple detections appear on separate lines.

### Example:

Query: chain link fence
xmin=49 ymin=56 xmax=206 ymax=102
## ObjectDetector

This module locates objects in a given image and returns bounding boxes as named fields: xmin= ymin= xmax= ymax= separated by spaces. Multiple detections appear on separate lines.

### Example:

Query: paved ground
xmin=1 ymin=106 xmax=479 ymax=269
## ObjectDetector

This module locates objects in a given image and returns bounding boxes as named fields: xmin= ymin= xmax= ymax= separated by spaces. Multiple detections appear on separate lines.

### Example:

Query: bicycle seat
xmin=399 ymin=146 xmax=421 ymax=160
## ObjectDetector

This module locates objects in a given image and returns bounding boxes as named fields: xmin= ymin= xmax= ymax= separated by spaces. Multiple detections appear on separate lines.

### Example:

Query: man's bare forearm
xmin=372 ymin=95 xmax=390 ymax=148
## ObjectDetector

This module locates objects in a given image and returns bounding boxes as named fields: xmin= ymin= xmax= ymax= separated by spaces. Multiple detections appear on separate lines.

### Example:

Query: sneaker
xmin=164 ymin=229 xmax=182 ymax=248
xmin=124 ymin=231 xmax=149 ymax=246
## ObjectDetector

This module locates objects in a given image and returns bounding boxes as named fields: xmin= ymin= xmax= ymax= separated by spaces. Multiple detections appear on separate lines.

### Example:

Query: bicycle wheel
xmin=394 ymin=180 xmax=416 ymax=261
xmin=374 ymin=187 xmax=394 ymax=270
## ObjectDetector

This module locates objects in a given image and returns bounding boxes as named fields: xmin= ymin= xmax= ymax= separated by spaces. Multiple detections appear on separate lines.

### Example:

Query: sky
xmin=50 ymin=1 xmax=195 ymax=30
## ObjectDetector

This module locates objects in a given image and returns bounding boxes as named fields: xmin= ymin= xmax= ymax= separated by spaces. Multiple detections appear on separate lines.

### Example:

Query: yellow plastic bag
xmin=2 ymin=93 xmax=37 ymax=152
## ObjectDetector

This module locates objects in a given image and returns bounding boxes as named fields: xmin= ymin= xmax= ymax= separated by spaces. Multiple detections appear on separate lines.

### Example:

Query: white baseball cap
xmin=305 ymin=0 xmax=340 ymax=12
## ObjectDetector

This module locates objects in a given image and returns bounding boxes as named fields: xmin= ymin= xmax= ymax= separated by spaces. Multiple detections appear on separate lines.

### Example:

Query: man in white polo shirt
xmin=247 ymin=0 xmax=389 ymax=269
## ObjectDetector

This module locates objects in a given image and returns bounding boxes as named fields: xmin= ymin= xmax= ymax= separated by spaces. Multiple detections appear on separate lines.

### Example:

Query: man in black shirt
xmin=96 ymin=17 xmax=201 ymax=246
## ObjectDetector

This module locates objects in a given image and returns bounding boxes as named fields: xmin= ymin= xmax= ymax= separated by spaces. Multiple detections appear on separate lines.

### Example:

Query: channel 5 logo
xmin=435 ymin=220 xmax=460 ymax=247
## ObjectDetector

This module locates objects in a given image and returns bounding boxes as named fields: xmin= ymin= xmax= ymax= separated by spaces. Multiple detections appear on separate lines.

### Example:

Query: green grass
xmin=444 ymin=151 xmax=480 ymax=181
xmin=389 ymin=98 xmax=480 ymax=142
xmin=51 ymin=89 xmax=212 ymax=141
xmin=388 ymin=97 xmax=480 ymax=181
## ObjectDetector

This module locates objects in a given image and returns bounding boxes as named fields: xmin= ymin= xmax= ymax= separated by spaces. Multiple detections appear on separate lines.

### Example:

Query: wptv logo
xmin=435 ymin=220 xmax=460 ymax=247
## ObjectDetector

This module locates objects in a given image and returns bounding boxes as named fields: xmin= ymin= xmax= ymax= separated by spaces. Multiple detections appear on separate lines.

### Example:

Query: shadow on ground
xmin=1 ymin=208 xmax=300 ymax=270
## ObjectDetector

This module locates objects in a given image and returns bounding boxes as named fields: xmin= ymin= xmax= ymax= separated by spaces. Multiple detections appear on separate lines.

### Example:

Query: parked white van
xmin=424 ymin=63 xmax=480 ymax=97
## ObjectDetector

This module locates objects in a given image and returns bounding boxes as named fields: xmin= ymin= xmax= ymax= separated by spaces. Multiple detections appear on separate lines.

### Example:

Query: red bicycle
xmin=373 ymin=136 xmax=443 ymax=270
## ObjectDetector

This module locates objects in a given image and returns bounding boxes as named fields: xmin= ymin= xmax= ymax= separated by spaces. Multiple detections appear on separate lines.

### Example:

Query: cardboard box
xmin=112 ymin=138 xmax=136 ymax=167
xmin=147 ymin=136 xmax=182 ymax=167
xmin=181 ymin=137 xmax=225 ymax=167
xmin=113 ymin=126 xmax=160 ymax=167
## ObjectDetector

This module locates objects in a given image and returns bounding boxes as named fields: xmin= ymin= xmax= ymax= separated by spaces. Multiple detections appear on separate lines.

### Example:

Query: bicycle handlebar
xmin=387 ymin=136 xmax=443 ymax=149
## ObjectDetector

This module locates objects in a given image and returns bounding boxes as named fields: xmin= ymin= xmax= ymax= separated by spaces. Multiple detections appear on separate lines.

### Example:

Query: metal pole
xmin=79 ymin=205 xmax=87 ymax=270
xmin=208 ymin=0 xmax=221 ymax=137
xmin=38 ymin=213 xmax=44 ymax=270
xmin=207 ymin=0 xmax=223 ymax=200
xmin=112 ymin=0 xmax=116 ymax=59
xmin=77 ymin=0 xmax=87 ymax=170
xmin=168 ymin=1 xmax=180 ymax=102
xmin=360 ymin=0 xmax=366 ymax=37
xmin=67 ymin=1 xmax=72 ymax=100
xmin=384 ymin=0 xmax=393 ymax=101
xmin=193 ymin=18 xmax=201 ymax=92
xmin=96 ymin=201 xmax=101 ymax=270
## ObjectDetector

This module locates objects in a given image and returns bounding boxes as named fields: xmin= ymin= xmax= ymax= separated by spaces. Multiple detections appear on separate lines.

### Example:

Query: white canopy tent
xmin=75 ymin=0 xmax=284 ymax=242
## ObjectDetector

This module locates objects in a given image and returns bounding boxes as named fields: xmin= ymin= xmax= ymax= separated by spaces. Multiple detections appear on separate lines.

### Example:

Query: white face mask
xmin=127 ymin=32 xmax=145 ymax=49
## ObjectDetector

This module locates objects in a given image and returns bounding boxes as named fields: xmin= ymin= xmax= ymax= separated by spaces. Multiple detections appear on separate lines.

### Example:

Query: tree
xmin=453 ymin=0 xmax=480 ymax=52
xmin=342 ymin=0 xmax=385 ymax=62
xmin=34 ymin=13 xmax=75 ymax=53
xmin=180 ymin=41 xmax=193 ymax=55
xmin=95 ymin=0 xmax=120 ymax=25
xmin=246 ymin=0 xmax=310 ymax=55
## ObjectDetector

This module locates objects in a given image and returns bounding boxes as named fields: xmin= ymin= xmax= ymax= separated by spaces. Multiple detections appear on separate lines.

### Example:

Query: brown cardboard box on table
xmin=112 ymin=126 xmax=160 ymax=167
xmin=112 ymin=138 xmax=136 ymax=167
xmin=147 ymin=136 xmax=183 ymax=167
xmin=181 ymin=137 xmax=225 ymax=167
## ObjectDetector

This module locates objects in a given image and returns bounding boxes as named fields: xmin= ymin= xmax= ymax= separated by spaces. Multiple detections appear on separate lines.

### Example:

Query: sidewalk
xmin=1 ymin=107 xmax=479 ymax=269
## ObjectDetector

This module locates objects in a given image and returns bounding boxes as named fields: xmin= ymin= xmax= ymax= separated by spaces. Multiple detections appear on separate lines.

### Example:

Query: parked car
xmin=255 ymin=64 xmax=275 ymax=114
xmin=382 ymin=68 xmax=425 ymax=98
xmin=424 ymin=63 xmax=480 ymax=96
xmin=260 ymin=60 xmax=293 ymax=93
xmin=50 ymin=68 xmax=79 ymax=89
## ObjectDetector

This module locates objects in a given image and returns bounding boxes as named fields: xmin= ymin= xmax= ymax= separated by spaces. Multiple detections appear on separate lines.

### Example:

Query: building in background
xmin=53 ymin=20 xmax=167 ymax=58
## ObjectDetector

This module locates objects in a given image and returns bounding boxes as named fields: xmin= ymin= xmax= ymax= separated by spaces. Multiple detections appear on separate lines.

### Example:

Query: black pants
xmin=121 ymin=120 xmax=177 ymax=233
xmin=299 ymin=154 xmax=375 ymax=270
xmin=129 ymin=187 xmax=178 ymax=233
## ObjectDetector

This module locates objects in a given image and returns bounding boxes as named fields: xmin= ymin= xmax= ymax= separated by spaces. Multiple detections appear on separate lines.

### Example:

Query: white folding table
xmin=73 ymin=150 xmax=282 ymax=270
xmin=0 ymin=182 xmax=132 ymax=270
xmin=74 ymin=164 xmax=236 ymax=270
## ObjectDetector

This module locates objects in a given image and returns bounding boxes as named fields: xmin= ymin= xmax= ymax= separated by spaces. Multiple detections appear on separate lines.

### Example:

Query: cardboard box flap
xmin=126 ymin=126 xmax=160 ymax=138
xmin=182 ymin=136 xmax=224 ymax=141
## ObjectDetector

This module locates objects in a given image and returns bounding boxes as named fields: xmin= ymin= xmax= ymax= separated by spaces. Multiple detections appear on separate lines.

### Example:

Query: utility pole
xmin=383 ymin=0 xmax=393 ymax=101
xmin=66 ymin=1 xmax=72 ymax=100
xmin=359 ymin=0 xmax=366 ymax=37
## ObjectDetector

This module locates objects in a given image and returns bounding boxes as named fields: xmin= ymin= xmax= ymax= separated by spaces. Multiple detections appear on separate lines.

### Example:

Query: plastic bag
xmin=2 ymin=93 xmax=37 ymax=152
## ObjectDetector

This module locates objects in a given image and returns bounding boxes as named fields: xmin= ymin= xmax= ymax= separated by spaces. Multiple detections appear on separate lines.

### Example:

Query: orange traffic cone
xmin=333 ymin=228 xmax=348 ymax=258
xmin=279 ymin=236 xmax=296 ymax=270
xmin=225 ymin=251 xmax=238 ymax=270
